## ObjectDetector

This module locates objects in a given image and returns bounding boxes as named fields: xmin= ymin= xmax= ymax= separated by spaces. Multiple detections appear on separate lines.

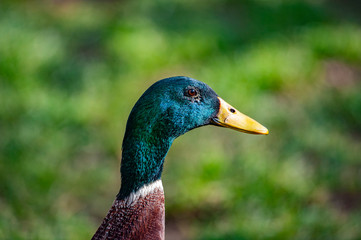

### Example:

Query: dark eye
xmin=187 ymin=88 xmax=197 ymax=97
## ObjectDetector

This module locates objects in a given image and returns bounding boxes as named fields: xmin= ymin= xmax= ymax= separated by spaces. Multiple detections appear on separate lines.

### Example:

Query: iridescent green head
xmin=117 ymin=76 xmax=268 ymax=199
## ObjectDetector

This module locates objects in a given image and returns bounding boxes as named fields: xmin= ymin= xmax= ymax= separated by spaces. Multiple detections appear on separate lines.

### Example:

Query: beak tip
xmin=261 ymin=127 xmax=269 ymax=135
xmin=255 ymin=128 xmax=269 ymax=135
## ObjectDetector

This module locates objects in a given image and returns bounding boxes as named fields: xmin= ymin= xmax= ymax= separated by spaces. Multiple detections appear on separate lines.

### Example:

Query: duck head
xmin=118 ymin=76 xmax=268 ymax=199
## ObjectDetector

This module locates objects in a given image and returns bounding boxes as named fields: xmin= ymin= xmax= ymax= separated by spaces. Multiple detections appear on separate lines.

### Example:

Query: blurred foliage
xmin=1 ymin=0 xmax=361 ymax=239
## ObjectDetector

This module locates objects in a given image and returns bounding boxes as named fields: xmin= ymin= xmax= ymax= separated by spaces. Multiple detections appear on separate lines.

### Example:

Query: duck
xmin=92 ymin=76 xmax=268 ymax=240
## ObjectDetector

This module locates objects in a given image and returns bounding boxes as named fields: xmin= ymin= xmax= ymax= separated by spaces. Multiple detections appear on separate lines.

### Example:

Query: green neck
xmin=116 ymin=120 xmax=175 ymax=200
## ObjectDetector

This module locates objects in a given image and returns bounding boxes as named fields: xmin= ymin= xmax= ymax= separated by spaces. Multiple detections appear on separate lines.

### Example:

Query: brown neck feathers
xmin=92 ymin=181 xmax=165 ymax=240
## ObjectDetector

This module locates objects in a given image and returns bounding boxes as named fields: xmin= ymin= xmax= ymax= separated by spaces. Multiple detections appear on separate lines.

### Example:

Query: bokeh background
xmin=1 ymin=0 xmax=361 ymax=239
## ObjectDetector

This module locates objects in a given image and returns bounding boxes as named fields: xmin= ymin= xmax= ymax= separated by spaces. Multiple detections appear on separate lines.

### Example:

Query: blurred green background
xmin=1 ymin=0 xmax=361 ymax=239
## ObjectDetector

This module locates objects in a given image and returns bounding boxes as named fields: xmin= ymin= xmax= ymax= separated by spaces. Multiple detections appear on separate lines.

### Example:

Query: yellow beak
xmin=211 ymin=97 xmax=269 ymax=135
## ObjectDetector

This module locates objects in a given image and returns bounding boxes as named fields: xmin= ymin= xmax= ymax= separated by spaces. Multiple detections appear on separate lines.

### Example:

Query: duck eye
xmin=187 ymin=89 xmax=197 ymax=97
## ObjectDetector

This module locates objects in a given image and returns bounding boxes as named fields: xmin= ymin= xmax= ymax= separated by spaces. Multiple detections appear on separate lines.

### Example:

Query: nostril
xmin=230 ymin=108 xmax=236 ymax=113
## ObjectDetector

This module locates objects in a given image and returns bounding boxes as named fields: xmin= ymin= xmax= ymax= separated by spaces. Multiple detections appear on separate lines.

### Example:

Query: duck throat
xmin=117 ymin=129 xmax=173 ymax=200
